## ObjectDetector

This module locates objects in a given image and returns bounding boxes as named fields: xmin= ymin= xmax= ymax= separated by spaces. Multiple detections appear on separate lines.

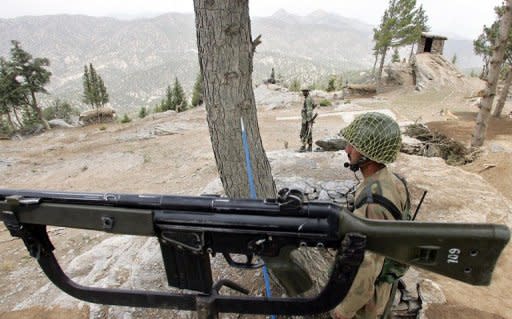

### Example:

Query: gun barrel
xmin=0 ymin=189 xmax=341 ymax=240
xmin=0 ymin=189 xmax=333 ymax=217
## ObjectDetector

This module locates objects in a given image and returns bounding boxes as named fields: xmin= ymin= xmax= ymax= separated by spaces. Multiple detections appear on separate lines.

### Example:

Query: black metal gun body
xmin=0 ymin=189 xmax=509 ymax=317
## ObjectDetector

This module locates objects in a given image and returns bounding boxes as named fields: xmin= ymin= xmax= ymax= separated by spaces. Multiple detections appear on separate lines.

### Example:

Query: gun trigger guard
xmin=222 ymin=253 xmax=264 ymax=269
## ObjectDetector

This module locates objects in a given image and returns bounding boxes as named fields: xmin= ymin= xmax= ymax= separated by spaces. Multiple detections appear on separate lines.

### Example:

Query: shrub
xmin=139 ymin=107 xmax=147 ymax=118
xmin=121 ymin=114 xmax=131 ymax=123
xmin=289 ymin=78 xmax=301 ymax=92
xmin=319 ymin=99 xmax=332 ymax=107
xmin=43 ymin=99 xmax=79 ymax=123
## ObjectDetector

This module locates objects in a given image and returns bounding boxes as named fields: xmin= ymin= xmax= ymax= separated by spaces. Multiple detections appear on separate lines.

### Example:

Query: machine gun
xmin=0 ymin=188 xmax=509 ymax=318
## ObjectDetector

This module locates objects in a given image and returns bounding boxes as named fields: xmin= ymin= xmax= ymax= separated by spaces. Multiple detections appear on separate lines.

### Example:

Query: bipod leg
xmin=197 ymin=279 xmax=250 ymax=318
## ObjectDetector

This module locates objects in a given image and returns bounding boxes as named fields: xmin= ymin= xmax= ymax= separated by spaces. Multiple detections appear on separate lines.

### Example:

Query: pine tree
xmin=472 ymin=0 xmax=512 ymax=146
xmin=98 ymin=77 xmax=109 ymax=107
xmin=326 ymin=76 xmax=336 ymax=92
xmin=82 ymin=65 xmax=93 ymax=106
xmin=392 ymin=48 xmax=401 ymax=62
xmin=191 ymin=73 xmax=204 ymax=107
xmin=8 ymin=40 xmax=52 ymax=128
xmin=269 ymin=67 xmax=276 ymax=84
xmin=88 ymin=64 xmax=100 ymax=108
xmin=82 ymin=63 xmax=109 ymax=110
xmin=139 ymin=106 xmax=147 ymax=118
xmin=165 ymin=85 xmax=173 ymax=111
xmin=473 ymin=3 xmax=512 ymax=117
xmin=171 ymin=77 xmax=187 ymax=112
xmin=0 ymin=57 xmax=23 ymax=132
xmin=451 ymin=54 xmax=457 ymax=65
xmin=373 ymin=0 xmax=430 ymax=81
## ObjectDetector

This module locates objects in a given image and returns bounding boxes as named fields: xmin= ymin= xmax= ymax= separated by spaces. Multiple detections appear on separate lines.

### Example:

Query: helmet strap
xmin=347 ymin=156 xmax=369 ymax=172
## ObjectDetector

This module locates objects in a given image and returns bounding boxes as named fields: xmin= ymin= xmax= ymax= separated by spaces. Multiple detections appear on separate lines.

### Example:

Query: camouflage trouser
xmin=300 ymin=121 xmax=313 ymax=147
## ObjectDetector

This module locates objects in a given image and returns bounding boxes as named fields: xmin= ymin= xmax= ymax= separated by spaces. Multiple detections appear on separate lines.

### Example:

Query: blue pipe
xmin=240 ymin=117 xmax=275 ymax=319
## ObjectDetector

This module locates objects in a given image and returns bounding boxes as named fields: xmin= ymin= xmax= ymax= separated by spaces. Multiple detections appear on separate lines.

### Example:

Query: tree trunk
xmin=472 ymin=0 xmax=512 ymax=147
xmin=194 ymin=0 xmax=276 ymax=199
xmin=13 ymin=107 xmax=23 ymax=128
xmin=377 ymin=46 xmax=388 ymax=83
xmin=5 ymin=111 xmax=15 ymax=130
xmin=480 ymin=56 xmax=491 ymax=80
xmin=372 ymin=52 xmax=379 ymax=77
xmin=194 ymin=1 xmax=323 ymax=304
xmin=30 ymin=91 xmax=50 ymax=130
xmin=493 ymin=64 xmax=512 ymax=117
xmin=409 ymin=43 xmax=415 ymax=62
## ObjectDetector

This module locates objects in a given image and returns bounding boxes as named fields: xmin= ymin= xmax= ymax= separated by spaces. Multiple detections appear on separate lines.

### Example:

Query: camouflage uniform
xmin=333 ymin=112 xmax=406 ymax=319
xmin=300 ymin=94 xmax=315 ymax=151
xmin=331 ymin=167 xmax=409 ymax=319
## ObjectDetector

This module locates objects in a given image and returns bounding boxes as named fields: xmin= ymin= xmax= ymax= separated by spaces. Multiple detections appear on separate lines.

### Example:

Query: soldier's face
xmin=345 ymin=143 xmax=362 ymax=164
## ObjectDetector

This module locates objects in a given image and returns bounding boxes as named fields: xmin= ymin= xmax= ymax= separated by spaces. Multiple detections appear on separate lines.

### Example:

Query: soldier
xmin=332 ymin=112 xmax=409 ymax=319
xmin=299 ymin=88 xmax=316 ymax=152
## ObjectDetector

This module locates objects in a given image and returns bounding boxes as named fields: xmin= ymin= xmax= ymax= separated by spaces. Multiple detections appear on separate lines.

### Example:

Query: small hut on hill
xmin=417 ymin=32 xmax=447 ymax=55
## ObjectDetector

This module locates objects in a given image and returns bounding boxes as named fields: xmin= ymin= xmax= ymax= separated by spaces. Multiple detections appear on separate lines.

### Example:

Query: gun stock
xmin=340 ymin=213 xmax=509 ymax=285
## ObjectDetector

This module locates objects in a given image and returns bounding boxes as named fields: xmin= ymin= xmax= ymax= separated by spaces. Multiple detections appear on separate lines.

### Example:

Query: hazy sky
xmin=2 ymin=0 xmax=502 ymax=40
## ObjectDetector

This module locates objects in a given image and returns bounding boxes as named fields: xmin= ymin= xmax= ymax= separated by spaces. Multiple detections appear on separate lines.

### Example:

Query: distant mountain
xmin=0 ymin=11 xmax=482 ymax=112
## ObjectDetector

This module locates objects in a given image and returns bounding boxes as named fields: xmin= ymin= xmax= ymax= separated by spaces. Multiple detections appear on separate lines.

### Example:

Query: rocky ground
xmin=1 ymin=64 xmax=512 ymax=319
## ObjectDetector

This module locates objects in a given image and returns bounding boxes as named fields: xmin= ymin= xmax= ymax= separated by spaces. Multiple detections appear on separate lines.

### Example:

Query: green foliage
xmin=392 ymin=48 xmax=401 ymax=62
xmin=43 ymin=99 xmax=79 ymax=122
xmin=138 ymin=106 xmax=148 ymax=118
xmin=21 ymin=108 xmax=43 ymax=133
xmin=143 ymin=153 xmax=151 ymax=164
xmin=319 ymin=99 xmax=332 ymax=107
xmin=172 ymin=77 xmax=187 ymax=112
xmin=191 ymin=73 xmax=203 ymax=107
xmin=326 ymin=77 xmax=336 ymax=92
xmin=451 ymin=54 xmax=457 ymax=65
xmin=373 ymin=0 xmax=429 ymax=79
xmin=0 ymin=117 xmax=13 ymax=136
xmin=0 ymin=41 xmax=52 ymax=130
xmin=164 ymin=85 xmax=173 ymax=111
xmin=120 ymin=114 xmax=131 ymax=123
xmin=159 ymin=77 xmax=188 ymax=112
xmin=154 ymin=102 xmax=163 ymax=113
xmin=268 ymin=67 xmax=276 ymax=84
xmin=473 ymin=4 xmax=512 ymax=79
xmin=82 ymin=63 xmax=109 ymax=109
xmin=289 ymin=78 xmax=301 ymax=92
xmin=9 ymin=40 xmax=52 ymax=99
xmin=335 ymin=75 xmax=345 ymax=90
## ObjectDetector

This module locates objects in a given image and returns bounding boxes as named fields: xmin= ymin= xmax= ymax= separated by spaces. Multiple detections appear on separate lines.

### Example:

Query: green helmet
xmin=340 ymin=112 xmax=401 ymax=164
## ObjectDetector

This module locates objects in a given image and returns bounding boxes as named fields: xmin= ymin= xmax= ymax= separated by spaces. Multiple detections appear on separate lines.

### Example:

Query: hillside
xmin=0 ymin=11 xmax=481 ymax=112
